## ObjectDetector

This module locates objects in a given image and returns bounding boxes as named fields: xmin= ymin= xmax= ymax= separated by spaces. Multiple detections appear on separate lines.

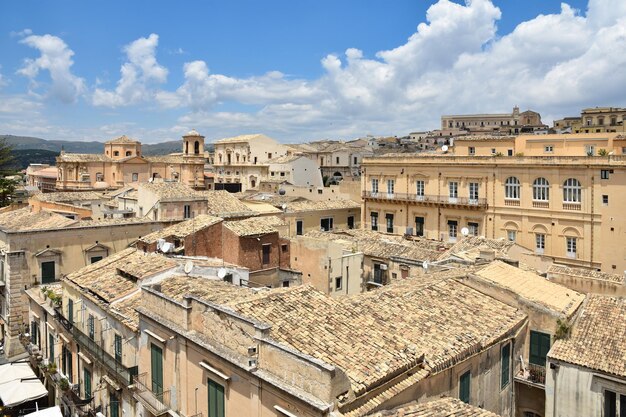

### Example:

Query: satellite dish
xmin=184 ymin=260 xmax=194 ymax=274
xmin=441 ymin=145 xmax=449 ymax=152
xmin=422 ymin=261 xmax=429 ymax=270
xmin=461 ymin=227 xmax=469 ymax=237
xmin=148 ymin=177 xmax=154 ymax=183
xmin=281 ymin=203 xmax=287 ymax=211
xmin=217 ymin=268 xmax=227 ymax=279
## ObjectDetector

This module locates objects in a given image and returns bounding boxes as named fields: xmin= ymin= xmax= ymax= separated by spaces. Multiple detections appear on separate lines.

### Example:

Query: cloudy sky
xmin=1 ymin=0 xmax=625 ymax=143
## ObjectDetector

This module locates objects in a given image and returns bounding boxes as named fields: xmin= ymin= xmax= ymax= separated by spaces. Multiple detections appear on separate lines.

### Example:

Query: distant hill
xmin=1 ymin=135 xmax=212 ymax=157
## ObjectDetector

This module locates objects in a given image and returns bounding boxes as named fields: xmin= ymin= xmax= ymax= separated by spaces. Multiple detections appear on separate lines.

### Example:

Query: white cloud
xmin=17 ymin=34 xmax=85 ymax=103
xmin=93 ymin=33 xmax=168 ymax=107
xmin=10 ymin=28 xmax=33 ymax=38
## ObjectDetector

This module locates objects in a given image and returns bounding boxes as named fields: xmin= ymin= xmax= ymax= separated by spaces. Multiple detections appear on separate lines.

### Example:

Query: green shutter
xmin=84 ymin=368 xmax=91 ymax=398
xmin=110 ymin=393 xmax=119 ymax=417
xmin=68 ymin=299 xmax=74 ymax=324
xmin=530 ymin=331 xmax=551 ymax=366
xmin=501 ymin=343 xmax=511 ymax=388
xmin=41 ymin=261 xmax=55 ymax=283
xmin=151 ymin=344 xmax=163 ymax=395
xmin=49 ymin=333 xmax=54 ymax=363
xmin=459 ymin=371 xmax=470 ymax=404
xmin=31 ymin=321 xmax=37 ymax=345
xmin=208 ymin=379 xmax=225 ymax=417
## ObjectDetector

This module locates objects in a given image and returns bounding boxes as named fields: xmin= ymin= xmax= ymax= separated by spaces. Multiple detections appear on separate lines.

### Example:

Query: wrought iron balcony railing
xmin=133 ymin=373 xmax=171 ymax=416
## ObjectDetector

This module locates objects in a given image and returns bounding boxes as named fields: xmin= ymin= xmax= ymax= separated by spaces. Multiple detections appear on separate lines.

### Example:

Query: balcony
xmin=133 ymin=373 xmax=171 ymax=416
xmin=54 ymin=307 xmax=73 ymax=332
xmin=504 ymin=199 xmax=520 ymax=207
xmin=362 ymin=191 xmax=487 ymax=209
xmin=515 ymin=362 xmax=546 ymax=388
xmin=59 ymin=312 xmax=137 ymax=386
xmin=562 ymin=202 xmax=582 ymax=211
xmin=532 ymin=201 xmax=549 ymax=209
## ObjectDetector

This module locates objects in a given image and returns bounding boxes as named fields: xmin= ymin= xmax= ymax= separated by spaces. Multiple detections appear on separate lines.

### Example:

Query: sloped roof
xmin=367 ymin=397 xmax=502 ymax=417
xmin=0 ymin=207 xmax=77 ymax=232
xmin=31 ymin=191 xmax=106 ymax=203
xmin=549 ymin=295 xmax=626 ymax=378
xmin=474 ymin=261 xmax=585 ymax=317
xmin=196 ymin=190 xmax=257 ymax=218
xmin=223 ymin=216 xmax=284 ymax=237
xmin=139 ymin=214 xmax=223 ymax=244
xmin=140 ymin=182 xmax=205 ymax=201
xmin=284 ymin=199 xmax=360 ymax=213
xmin=548 ymin=264 xmax=624 ymax=284
xmin=105 ymin=135 xmax=140 ymax=144
xmin=57 ymin=153 xmax=110 ymax=163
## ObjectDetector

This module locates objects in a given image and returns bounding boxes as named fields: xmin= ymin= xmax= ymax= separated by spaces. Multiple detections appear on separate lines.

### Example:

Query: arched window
xmin=563 ymin=178 xmax=581 ymax=202
xmin=126 ymin=151 xmax=132 ymax=156
xmin=532 ymin=178 xmax=549 ymax=201
xmin=194 ymin=140 xmax=200 ymax=154
xmin=505 ymin=177 xmax=521 ymax=199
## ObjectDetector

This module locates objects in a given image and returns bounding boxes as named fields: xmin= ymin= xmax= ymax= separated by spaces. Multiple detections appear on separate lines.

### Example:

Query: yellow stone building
xmin=361 ymin=134 xmax=626 ymax=273
xmin=55 ymin=130 xmax=206 ymax=191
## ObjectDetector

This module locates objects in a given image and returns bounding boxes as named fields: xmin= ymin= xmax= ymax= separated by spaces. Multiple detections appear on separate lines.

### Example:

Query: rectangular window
xmin=84 ymin=368 xmax=92 ymax=399
xmin=353 ymin=156 xmax=358 ymax=165
xmin=468 ymin=147 xmax=475 ymax=156
xmin=320 ymin=217 xmax=333 ymax=232
xmin=501 ymin=343 xmax=511 ymax=389
xmin=336 ymin=156 xmax=340 ymax=164
xmin=262 ymin=244 xmax=271 ymax=264
xmin=535 ymin=233 xmax=545 ymax=254
xmin=449 ymin=181 xmax=458 ymax=199
xmin=371 ymin=179 xmax=379 ymax=194
xmin=459 ymin=370 xmax=470 ymax=404
xmin=544 ymin=145 xmax=554 ymax=153
xmin=371 ymin=212 xmax=378 ymax=231
xmin=386 ymin=179 xmax=395 ymax=196
xmin=41 ymin=261 xmax=55 ymax=284
xmin=585 ymin=144 xmax=595 ymax=155
xmin=114 ymin=334 xmax=122 ymax=363
xmin=468 ymin=222 xmax=479 ymax=236
xmin=621 ymin=394 xmax=626 ymax=417
xmin=416 ymin=180 xmax=425 ymax=198
xmin=507 ymin=149 xmax=513 ymax=156
xmin=529 ymin=330 xmax=551 ymax=367
xmin=601 ymin=169 xmax=610 ymax=179
xmin=110 ymin=393 xmax=120 ymax=417
xmin=296 ymin=220 xmax=303 ymax=236
xmin=491 ymin=148 xmax=496 ymax=155
xmin=566 ymin=237 xmax=577 ymax=258
xmin=605 ymin=390 xmax=616 ymax=417
xmin=507 ymin=230 xmax=516 ymax=242
xmin=469 ymin=182 xmax=479 ymax=202
xmin=335 ymin=276 xmax=342 ymax=291
xmin=184 ymin=204 xmax=191 ymax=219
xmin=347 ymin=216 xmax=354 ymax=229
xmin=415 ymin=217 xmax=424 ymax=237
xmin=90 ymin=256 xmax=102 ymax=264
xmin=448 ymin=220 xmax=458 ymax=241
xmin=88 ymin=314 xmax=95 ymax=340
xmin=385 ymin=213 xmax=394 ymax=233
xmin=31 ymin=321 xmax=38 ymax=345
xmin=603 ymin=195 xmax=609 ymax=205
xmin=151 ymin=343 xmax=164 ymax=395
xmin=208 ymin=379 xmax=225 ymax=417
xmin=132 ymin=173 xmax=138 ymax=182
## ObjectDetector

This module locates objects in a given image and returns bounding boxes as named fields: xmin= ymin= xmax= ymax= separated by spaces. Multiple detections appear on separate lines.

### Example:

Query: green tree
xmin=0 ymin=177 xmax=16 ymax=207
xmin=0 ymin=139 xmax=14 ymax=171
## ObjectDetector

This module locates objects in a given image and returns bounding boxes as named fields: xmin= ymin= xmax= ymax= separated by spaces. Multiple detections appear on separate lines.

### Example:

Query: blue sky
xmin=0 ymin=0 xmax=624 ymax=143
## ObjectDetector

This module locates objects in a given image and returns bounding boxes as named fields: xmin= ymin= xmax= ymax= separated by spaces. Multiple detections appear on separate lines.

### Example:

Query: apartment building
xmin=554 ymin=106 xmax=626 ymax=134
xmin=546 ymin=295 xmax=626 ymax=417
xmin=441 ymin=106 xmax=545 ymax=135
xmin=55 ymin=131 xmax=206 ymax=191
xmin=361 ymin=149 xmax=626 ymax=273
xmin=283 ymin=199 xmax=361 ymax=237
xmin=267 ymin=155 xmax=324 ymax=187
xmin=213 ymin=134 xmax=288 ymax=192
xmin=0 ymin=207 xmax=168 ymax=359
xmin=135 ymin=274 xmax=526 ymax=417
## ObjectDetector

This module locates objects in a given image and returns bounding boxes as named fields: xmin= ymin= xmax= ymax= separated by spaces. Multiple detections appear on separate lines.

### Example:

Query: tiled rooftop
xmin=156 ymin=275 xmax=260 ymax=305
xmin=140 ymin=182 xmax=205 ymax=201
xmin=224 ymin=215 xmax=284 ymax=236
xmin=439 ymin=236 xmax=515 ymax=261
xmin=144 ymin=155 xmax=189 ymax=164
xmin=367 ymin=397 xmax=502 ymax=417
xmin=196 ymin=190 xmax=257 ymax=218
xmin=139 ymin=214 xmax=223 ymax=244
xmin=549 ymin=295 xmax=626 ymax=378
xmin=31 ymin=191 xmax=106 ymax=202
xmin=548 ymin=264 xmax=625 ymax=284
xmin=0 ymin=207 xmax=77 ymax=232
xmin=453 ymin=136 xmax=516 ymax=142
xmin=57 ymin=153 xmax=110 ymax=163
xmin=65 ymin=248 xmax=177 ymax=304
xmin=473 ymin=261 xmax=585 ymax=317
xmin=105 ymin=135 xmax=139 ymax=144
xmin=304 ymin=229 xmax=445 ymax=262
xmin=228 ymin=279 xmax=525 ymax=397
xmin=284 ymin=199 xmax=360 ymax=213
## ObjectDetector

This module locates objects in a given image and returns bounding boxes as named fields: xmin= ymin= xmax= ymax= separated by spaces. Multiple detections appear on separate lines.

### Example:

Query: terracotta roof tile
xmin=285 ymin=199 xmax=360 ymax=213
xmin=0 ymin=207 xmax=77 ymax=231
xmin=548 ymin=264 xmax=624 ymax=284
xmin=367 ymin=397 xmax=502 ymax=416
xmin=139 ymin=215 xmax=222 ymax=244
xmin=223 ymin=216 xmax=284 ymax=236
xmin=549 ymin=295 xmax=626 ymax=377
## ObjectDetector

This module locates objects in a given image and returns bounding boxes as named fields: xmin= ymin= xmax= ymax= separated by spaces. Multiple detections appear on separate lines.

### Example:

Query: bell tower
xmin=182 ymin=129 xmax=205 ymax=156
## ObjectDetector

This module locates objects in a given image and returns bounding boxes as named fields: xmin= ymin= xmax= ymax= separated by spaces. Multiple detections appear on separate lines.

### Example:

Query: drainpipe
xmin=589 ymin=168 xmax=595 ymax=268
